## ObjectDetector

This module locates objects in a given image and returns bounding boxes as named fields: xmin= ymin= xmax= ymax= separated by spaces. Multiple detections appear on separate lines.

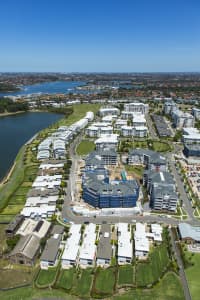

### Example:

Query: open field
xmin=0 ymin=214 xmax=14 ymax=223
xmin=114 ymin=272 xmax=184 ymax=300
xmin=92 ymin=267 xmax=116 ymax=297
xmin=185 ymin=253 xmax=200 ymax=300
xmin=0 ymin=269 xmax=33 ymax=289
xmin=0 ymin=286 xmax=77 ymax=300
xmin=59 ymin=103 xmax=100 ymax=126
xmin=136 ymin=245 xmax=169 ymax=287
xmin=55 ymin=268 xmax=75 ymax=290
xmin=76 ymin=139 xmax=95 ymax=155
xmin=118 ymin=265 xmax=134 ymax=286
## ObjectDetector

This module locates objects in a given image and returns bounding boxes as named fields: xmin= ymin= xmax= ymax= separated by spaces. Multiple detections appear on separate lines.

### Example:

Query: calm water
xmin=0 ymin=81 xmax=86 ymax=97
xmin=0 ymin=112 xmax=63 ymax=180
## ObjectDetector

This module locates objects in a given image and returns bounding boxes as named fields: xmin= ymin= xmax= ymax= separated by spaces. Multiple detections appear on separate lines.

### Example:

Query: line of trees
xmin=0 ymin=98 xmax=29 ymax=113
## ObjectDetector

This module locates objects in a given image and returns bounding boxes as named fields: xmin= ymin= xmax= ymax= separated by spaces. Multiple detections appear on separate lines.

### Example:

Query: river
xmin=0 ymin=112 xmax=63 ymax=180
xmin=0 ymin=80 xmax=86 ymax=97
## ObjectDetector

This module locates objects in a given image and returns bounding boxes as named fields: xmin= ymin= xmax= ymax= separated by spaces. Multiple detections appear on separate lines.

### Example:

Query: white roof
xmin=102 ymin=115 xmax=115 ymax=122
xmin=95 ymin=134 xmax=119 ymax=144
xmin=79 ymin=224 xmax=96 ymax=261
xmin=16 ymin=219 xmax=37 ymax=236
xmin=17 ymin=218 xmax=51 ymax=239
xmin=115 ymin=119 xmax=127 ymax=125
xmin=118 ymin=223 xmax=132 ymax=259
xmin=20 ymin=205 xmax=56 ymax=218
xmin=183 ymin=127 xmax=199 ymax=135
xmin=92 ymin=122 xmax=110 ymax=128
xmin=25 ymin=195 xmax=58 ymax=207
xmin=134 ymin=223 xmax=149 ymax=253
xmin=133 ymin=115 xmax=146 ymax=123
xmin=134 ymin=126 xmax=148 ymax=131
xmin=100 ymin=107 xmax=119 ymax=112
xmin=39 ymin=163 xmax=64 ymax=170
xmin=62 ymin=224 xmax=82 ymax=261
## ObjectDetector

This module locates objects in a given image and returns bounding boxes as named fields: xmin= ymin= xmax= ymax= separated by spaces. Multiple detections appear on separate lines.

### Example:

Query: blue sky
xmin=0 ymin=0 xmax=200 ymax=72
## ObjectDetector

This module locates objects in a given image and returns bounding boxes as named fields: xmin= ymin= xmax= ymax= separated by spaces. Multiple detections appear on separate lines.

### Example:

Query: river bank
xmin=0 ymin=111 xmax=26 ymax=118
xmin=0 ymin=111 xmax=63 ymax=181
xmin=0 ymin=104 xmax=100 ymax=218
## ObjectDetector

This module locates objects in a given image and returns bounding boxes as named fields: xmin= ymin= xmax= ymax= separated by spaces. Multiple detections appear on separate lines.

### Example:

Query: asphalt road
xmin=146 ymin=114 xmax=159 ymax=140
xmin=168 ymin=153 xmax=195 ymax=223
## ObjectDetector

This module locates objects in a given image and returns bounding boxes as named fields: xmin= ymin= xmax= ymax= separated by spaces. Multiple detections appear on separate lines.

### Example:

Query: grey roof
xmin=85 ymin=149 xmax=117 ymax=166
xmin=83 ymin=170 xmax=138 ymax=196
xmin=184 ymin=144 xmax=200 ymax=151
xmin=129 ymin=149 xmax=166 ymax=165
xmin=51 ymin=225 xmax=64 ymax=235
xmin=153 ymin=185 xmax=177 ymax=199
xmin=179 ymin=223 xmax=200 ymax=242
xmin=27 ymin=188 xmax=59 ymax=197
xmin=10 ymin=234 xmax=40 ymax=259
xmin=6 ymin=214 xmax=24 ymax=233
xmin=147 ymin=171 xmax=175 ymax=185
xmin=97 ymin=225 xmax=112 ymax=260
xmin=40 ymin=234 xmax=62 ymax=262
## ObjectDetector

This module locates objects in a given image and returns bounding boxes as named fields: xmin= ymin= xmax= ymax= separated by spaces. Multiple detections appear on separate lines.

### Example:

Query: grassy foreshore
xmin=0 ymin=104 xmax=100 ymax=221
xmin=0 ymin=110 xmax=26 ymax=118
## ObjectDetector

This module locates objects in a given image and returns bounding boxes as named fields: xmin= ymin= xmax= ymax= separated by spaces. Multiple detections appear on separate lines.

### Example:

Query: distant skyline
xmin=0 ymin=0 xmax=200 ymax=72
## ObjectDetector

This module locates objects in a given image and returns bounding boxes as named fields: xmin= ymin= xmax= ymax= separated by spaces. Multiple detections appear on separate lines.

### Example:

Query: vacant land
xmin=76 ymin=140 xmax=95 ymax=155
xmin=136 ymin=245 xmax=169 ymax=287
xmin=185 ymin=253 xmax=200 ymax=300
xmin=125 ymin=165 xmax=144 ymax=178
xmin=0 ymin=269 xmax=33 ymax=289
xmin=56 ymin=268 xmax=75 ymax=290
xmin=114 ymin=272 xmax=184 ymax=300
xmin=118 ymin=265 xmax=134 ymax=286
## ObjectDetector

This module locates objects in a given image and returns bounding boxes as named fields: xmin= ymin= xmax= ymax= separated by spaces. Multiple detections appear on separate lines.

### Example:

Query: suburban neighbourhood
xmin=0 ymin=95 xmax=200 ymax=300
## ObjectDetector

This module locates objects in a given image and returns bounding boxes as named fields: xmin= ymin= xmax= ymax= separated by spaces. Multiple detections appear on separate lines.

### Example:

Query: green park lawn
xmin=1 ymin=204 xmax=24 ymax=215
xmin=93 ymin=267 xmax=116 ymax=296
xmin=136 ymin=245 xmax=169 ymax=287
xmin=118 ymin=265 xmax=134 ymax=286
xmin=114 ymin=272 xmax=184 ymax=300
xmin=56 ymin=268 xmax=75 ymax=290
xmin=59 ymin=103 xmax=100 ymax=126
xmin=36 ymin=268 xmax=58 ymax=287
xmin=76 ymin=139 xmax=95 ymax=155
xmin=73 ymin=268 xmax=93 ymax=297
xmin=185 ymin=253 xmax=200 ymax=300
xmin=151 ymin=140 xmax=172 ymax=152
xmin=120 ymin=139 xmax=171 ymax=153
xmin=0 ymin=286 xmax=77 ymax=300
